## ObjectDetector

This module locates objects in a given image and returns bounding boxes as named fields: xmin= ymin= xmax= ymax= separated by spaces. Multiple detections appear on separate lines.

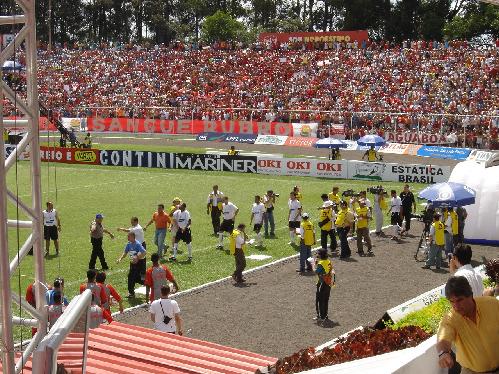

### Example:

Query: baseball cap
xmin=301 ymin=212 xmax=309 ymax=218
xmin=95 ymin=213 xmax=104 ymax=219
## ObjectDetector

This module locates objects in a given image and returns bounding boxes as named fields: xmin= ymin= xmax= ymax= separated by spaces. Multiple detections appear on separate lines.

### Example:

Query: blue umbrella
xmin=418 ymin=182 xmax=476 ymax=207
xmin=315 ymin=138 xmax=348 ymax=149
xmin=2 ymin=60 xmax=24 ymax=71
xmin=357 ymin=134 xmax=386 ymax=147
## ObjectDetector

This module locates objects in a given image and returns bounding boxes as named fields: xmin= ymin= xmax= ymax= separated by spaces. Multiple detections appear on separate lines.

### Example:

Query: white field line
xmin=113 ymin=222 xmax=397 ymax=317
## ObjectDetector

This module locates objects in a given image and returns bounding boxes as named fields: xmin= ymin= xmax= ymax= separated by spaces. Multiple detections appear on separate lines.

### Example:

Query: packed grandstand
xmin=2 ymin=40 xmax=498 ymax=149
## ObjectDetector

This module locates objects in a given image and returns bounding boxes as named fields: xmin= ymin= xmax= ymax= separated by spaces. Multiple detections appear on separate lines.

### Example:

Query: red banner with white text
xmin=87 ymin=118 xmax=297 ymax=136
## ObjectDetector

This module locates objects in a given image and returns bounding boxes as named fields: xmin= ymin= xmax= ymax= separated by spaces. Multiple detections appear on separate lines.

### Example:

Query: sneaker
xmin=169 ymin=256 xmax=177 ymax=262
xmin=187 ymin=257 xmax=192 ymax=262
xmin=357 ymin=251 xmax=365 ymax=256
xmin=288 ymin=241 xmax=295 ymax=245
xmin=216 ymin=245 xmax=223 ymax=250
xmin=296 ymin=269 xmax=305 ymax=273
xmin=421 ymin=265 xmax=431 ymax=269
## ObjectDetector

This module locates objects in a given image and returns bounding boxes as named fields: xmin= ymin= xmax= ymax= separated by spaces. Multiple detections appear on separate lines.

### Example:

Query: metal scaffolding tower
xmin=0 ymin=1 xmax=46 ymax=373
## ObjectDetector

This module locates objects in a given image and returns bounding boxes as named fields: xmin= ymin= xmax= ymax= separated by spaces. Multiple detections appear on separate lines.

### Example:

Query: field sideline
xmin=7 ymin=160 xmax=427 ymax=310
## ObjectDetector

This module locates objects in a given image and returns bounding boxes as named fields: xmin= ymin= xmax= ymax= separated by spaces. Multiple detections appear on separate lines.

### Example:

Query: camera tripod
xmin=414 ymin=223 xmax=430 ymax=261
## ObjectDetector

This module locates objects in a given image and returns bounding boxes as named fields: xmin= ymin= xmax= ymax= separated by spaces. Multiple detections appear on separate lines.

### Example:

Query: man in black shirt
xmin=400 ymin=184 xmax=416 ymax=234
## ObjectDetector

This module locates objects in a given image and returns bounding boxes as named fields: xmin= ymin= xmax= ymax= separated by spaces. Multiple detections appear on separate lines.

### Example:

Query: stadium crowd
xmin=2 ymin=40 xmax=498 ymax=148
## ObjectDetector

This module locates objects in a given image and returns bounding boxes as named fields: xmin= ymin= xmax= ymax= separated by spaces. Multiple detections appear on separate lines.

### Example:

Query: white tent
xmin=448 ymin=159 xmax=499 ymax=245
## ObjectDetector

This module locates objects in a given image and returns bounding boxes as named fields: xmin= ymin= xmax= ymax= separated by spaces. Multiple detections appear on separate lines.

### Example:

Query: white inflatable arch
xmin=448 ymin=160 xmax=499 ymax=246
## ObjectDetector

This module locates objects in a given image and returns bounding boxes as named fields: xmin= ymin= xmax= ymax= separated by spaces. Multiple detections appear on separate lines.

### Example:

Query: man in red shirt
xmin=96 ymin=272 xmax=123 ymax=314
xmin=144 ymin=253 xmax=179 ymax=303
xmin=79 ymin=269 xmax=107 ymax=308
xmin=144 ymin=204 xmax=171 ymax=257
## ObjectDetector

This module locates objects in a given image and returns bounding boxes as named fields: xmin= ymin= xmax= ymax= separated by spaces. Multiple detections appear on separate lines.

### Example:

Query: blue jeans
xmin=426 ymin=244 xmax=443 ymax=268
xmin=154 ymin=228 xmax=167 ymax=257
xmin=299 ymin=242 xmax=312 ymax=272
xmin=263 ymin=211 xmax=275 ymax=235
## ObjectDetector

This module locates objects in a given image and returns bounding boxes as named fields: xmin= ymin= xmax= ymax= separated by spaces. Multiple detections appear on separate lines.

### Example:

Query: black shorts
xmin=391 ymin=212 xmax=401 ymax=226
xmin=220 ymin=219 xmax=234 ymax=233
xmin=175 ymin=228 xmax=192 ymax=244
xmin=288 ymin=221 xmax=300 ymax=229
xmin=44 ymin=225 xmax=58 ymax=241
xmin=253 ymin=223 xmax=262 ymax=233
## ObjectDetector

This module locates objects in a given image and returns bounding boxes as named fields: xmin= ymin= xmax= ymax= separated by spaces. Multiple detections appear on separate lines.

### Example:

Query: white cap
xmin=301 ymin=212 xmax=309 ymax=218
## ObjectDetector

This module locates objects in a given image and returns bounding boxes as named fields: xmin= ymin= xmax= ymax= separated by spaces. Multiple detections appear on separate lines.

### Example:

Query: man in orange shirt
xmin=144 ymin=253 xmax=179 ymax=303
xmin=79 ymin=269 xmax=107 ymax=308
xmin=144 ymin=204 xmax=171 ymax=257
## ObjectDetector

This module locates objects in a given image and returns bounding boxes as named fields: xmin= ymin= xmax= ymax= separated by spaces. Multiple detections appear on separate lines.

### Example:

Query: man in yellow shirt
xmin=422 ymin=213 xmax=445 ymax=270
xmin=362 ymin=146 xmax=379 ymax=162
xmin=328 ymin=187 xmax=341 ymax=212
xmin=437 ymin=276 xmax=499 ymax=374
xmin=355 ymin=200 xmax=372 ymax=256
xmin=298 ymin=213 xmax=315 ymax=273
xmin=334 ymin=201 xmax=351 ymax=259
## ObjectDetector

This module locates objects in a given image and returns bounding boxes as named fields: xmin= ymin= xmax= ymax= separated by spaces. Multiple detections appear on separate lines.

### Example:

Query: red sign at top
xmin=259 ymin=30 xmax=369 ymax=44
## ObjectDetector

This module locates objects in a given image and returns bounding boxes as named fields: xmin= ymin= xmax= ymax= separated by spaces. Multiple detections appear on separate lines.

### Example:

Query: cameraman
xmin=263 ymin=190 xmax=277 ymax=237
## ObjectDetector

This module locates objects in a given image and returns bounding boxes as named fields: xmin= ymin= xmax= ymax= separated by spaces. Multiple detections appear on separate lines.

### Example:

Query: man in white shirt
xmin=217 ymin=196 xmax=239 ymax=249
xmin=387 ymin=190 xmax=402 ymax=240
xmin=171 ymin=203 xmax=192 ymax=262
xmin=149 ymin=285 xmax=183 ymax=334
xmin=450 ymin=244 xmax=484 ymax=297
xmin=288 ymin=192 xmax=302 ymax=245
xmin=250 ymin=196 xmax=265 ymax=247
xmin=117 ymin=216 xmax=146 ymax=248
xmin=43 ymin=201 xmax=61 ymax=256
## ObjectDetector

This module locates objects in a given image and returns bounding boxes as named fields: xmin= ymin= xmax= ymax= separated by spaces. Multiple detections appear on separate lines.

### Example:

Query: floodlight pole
xmin=0 ymin=1 xmax=46 ymax=373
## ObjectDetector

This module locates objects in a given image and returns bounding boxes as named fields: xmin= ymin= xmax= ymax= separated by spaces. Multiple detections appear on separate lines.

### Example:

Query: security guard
xmin=298 ymin=213 xmax=315 ymax=273
xmin=206 ymin=185 xmax=224 ymax=235
xmin=318 ymin=194 xmax=337 ymax=253
xmin=230 ymin=223 xmax=248 ymax=283
xmin=227 ymin=146 xmax=238 ymax=155
xmin=450 ymin=208 xmax=459 ymax=246
xmin=362 ymin=146 xmax=379 ymax=162
xmin=423 ymin=213 xmax=445 ymax=270
xmin=315 ymin=248 xmax=335 ymax=324
xmin=328 ymin=186 xmax=341 ymax=211
xmin=355 ymin=199 xmax=372 ymax=256
xmin=335 ymin=201 xmax=351 ymax=259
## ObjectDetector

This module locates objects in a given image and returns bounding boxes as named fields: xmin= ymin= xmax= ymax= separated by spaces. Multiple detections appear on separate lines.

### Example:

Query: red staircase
xmin=2 ymin=322 xmax=276 ymax=373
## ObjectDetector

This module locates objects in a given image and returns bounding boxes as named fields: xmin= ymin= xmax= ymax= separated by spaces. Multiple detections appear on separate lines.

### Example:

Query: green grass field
xmin=7 ymin=160 xmax=428 ymax=310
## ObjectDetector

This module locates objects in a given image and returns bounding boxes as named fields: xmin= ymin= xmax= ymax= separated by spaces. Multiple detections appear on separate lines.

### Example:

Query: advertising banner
xmin=466 ymin=150 xmax=498 ymax=164
xmin=99 ymin=150 xmax=171 ymax=168
xmin=258 ymin=30 xmax=369 ymax=44
xmin=223 ymin=133 xmax=258 ymax=144
xmin=254 ymin=135 xmax=288 ymax=145
xmin=4 ymin=145 xmax=30 ymax=160
xmin=284 ymin=136 xmax=318 ymax=148
xmin=257 ymin=157 xmax=348 ymax=179
xmin=87 ymin=118 xmax=294 ymax=136
xmin=291 ymin=122 xmax=318 ymax=138
xmin=40 ymin=146 xmax=100 ymax=165
xmin=385 ymin=132 xmax=450 ymax=145
xmin=196 ymin=133 xmax=227 ymax=142
xmin=348 ymin=161 xmax=450 ymax=183
xmin=417 ymin=146 xmax=471 ymax=160
xmin=379 ymin=143 xmax=411 ymax=155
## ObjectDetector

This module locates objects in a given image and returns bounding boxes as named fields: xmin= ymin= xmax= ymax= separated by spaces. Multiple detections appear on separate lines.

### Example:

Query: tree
xmin=201 ymin=10 xmax=245 ymax=43
xmin=444 ymin=2 xmax=499 ymax=40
